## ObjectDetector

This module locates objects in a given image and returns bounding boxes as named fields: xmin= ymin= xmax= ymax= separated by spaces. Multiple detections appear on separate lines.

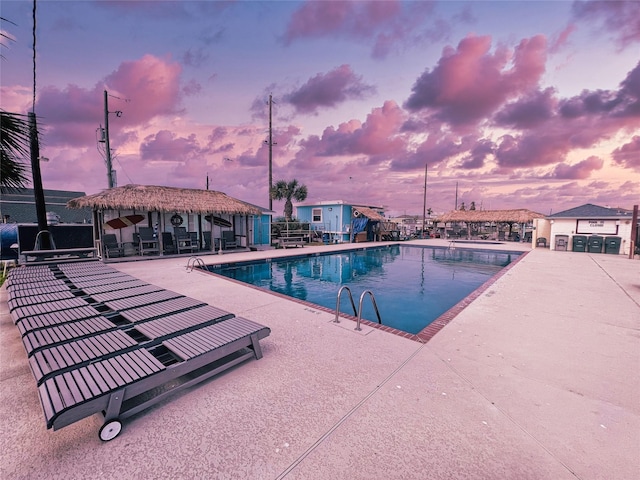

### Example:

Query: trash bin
xmin=322 ymin=233 xmax=330 ymax=245
xmin=604 ymin=236 xmax=621 ymax=254
xmin=572 ymin=235 xmax=587 ymax=252
xmin=555 ymin=235 xmax=569 ymax=251
xmin=587 ymin=235 xmax=603 ymax=253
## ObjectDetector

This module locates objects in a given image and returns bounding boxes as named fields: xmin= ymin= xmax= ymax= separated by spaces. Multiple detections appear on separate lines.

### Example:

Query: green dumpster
xmin=572 ymin=235 xmax=587 ymax=252
xmin=587 ymin=235 xmax=603 ymax=253
xmin=604 ymin=236 xmax=621 ymax=254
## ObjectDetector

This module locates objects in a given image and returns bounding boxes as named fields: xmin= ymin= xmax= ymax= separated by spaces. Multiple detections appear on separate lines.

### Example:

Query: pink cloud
xmin=286 ymin=65 xmax=376 ymax=114
xmin=104 ymin=54 xmax=183 ymax=123
xmin=494 ymin=88 xmax=557 ymax=129
xmin=494 ymin=61 xmax=640 ymax=170
xmin=549 ymin=24 xmax=577 ymax=53
xmin=282 ymin=1 xmax=399 ymax=44
xmin=282 ymin=1 xmax=440 ymax=59
xmin=458 ymin=138 xmax=495 ymax=169
xmin=571 ymin=0 xmax=640 ymax=50
xmin=293 ymin=100 xmax=406 ymax=164
xmin=391 ymin=130 xmax=468 ymax=171
xmin=140 ymin=130 xmax=201 ymax=161
xmin=547 ymin=155 xmax=604 ymax=179
xmin=404 ymin=35 xmax=547 ymax=127
xmin=33 ymin=55 xmax=183 ymax=148
xmin=612 ymin=135 xmax=640 ymax=170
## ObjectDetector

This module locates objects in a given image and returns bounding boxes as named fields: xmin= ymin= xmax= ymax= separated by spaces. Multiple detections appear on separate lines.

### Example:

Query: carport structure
xmin=67 ymin=184 xmax=264 ymax=257
xmin=436 ymin=209 xmax=545 ymax=242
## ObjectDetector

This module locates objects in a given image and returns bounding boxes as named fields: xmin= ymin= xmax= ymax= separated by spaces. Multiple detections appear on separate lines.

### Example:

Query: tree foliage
xmin=1 ymin=110 xmax=31 ymax=190
xmin=270 ymin=179 xmax=308 ymax=221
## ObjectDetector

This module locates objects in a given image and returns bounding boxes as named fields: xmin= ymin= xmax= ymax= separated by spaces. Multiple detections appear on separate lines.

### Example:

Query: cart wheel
xmin=99 ymin=420 xmax=122 ymax=441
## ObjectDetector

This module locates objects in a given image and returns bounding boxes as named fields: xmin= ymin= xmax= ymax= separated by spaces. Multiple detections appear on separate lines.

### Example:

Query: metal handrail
xmin=186 ymin=256 xmax=206 ymax=272
xmin=356 ymin=290 xmax=382 ymax=331
xmin=334 ymin=286 xmax=358 ymax=323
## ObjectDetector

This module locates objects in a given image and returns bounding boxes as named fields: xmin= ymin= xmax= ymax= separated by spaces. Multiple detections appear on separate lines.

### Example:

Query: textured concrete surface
xmin=1 ymin=240 xmax=638 ymax=480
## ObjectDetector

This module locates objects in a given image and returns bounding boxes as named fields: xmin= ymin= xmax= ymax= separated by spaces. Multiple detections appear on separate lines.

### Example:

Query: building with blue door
xmin=295 ymin=200 xmax=396 ymax=243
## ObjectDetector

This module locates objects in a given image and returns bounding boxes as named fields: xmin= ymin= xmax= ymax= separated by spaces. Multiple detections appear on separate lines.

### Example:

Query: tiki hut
xmin=436 ymin=209 xmax=545 ymax=241
xmin=67 ymin=184 xmax=266 ymax=255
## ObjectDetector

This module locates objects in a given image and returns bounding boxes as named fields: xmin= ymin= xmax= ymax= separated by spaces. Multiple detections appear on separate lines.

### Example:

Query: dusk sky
xmin=1 ymin=0 xmax=639 ymax=217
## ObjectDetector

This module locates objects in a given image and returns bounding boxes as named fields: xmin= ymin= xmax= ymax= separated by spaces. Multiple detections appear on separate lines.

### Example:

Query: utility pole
xmin=103 ymin=90 xmax=115 ymax=188
xmin=266 ymin=94 xmax=275 ymax=210
xmin=455 ymin=182 xmax=458 ymax=210
xmin=421 ymin=163 xmax=428 ymax=239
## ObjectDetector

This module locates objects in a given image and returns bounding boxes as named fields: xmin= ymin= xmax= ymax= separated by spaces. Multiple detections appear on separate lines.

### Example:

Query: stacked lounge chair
xmin=6 ymin=261 xmax=270 ymax=441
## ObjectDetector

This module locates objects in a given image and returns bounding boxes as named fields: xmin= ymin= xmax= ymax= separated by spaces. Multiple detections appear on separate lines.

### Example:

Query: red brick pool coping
xmin=205 ymin=250 xmax=530 ymax=344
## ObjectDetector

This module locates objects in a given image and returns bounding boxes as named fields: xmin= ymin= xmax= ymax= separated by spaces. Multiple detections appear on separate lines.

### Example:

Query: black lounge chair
xmin=173 ymin=227 xmax=195 ymax=254
xmin=138 ymin=227 xmax=159 ymax=255
xmin=222 ymin=230 xmax=237 ymax=249
xmin=6 ymin=261 xmax=271 ymax=441
xmin=103 ymin=234 xmax=125 ymax=258
xmin=162 ymin=232 xmax=176 ymax=254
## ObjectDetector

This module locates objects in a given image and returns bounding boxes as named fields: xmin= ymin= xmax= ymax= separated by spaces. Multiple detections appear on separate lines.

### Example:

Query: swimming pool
xmin=209 ymin=245 xmax=520 ymax=334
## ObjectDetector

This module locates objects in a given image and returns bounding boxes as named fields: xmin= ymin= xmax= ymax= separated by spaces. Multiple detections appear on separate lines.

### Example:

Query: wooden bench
xmin=278 ymin=237 xmax=304 ymax=248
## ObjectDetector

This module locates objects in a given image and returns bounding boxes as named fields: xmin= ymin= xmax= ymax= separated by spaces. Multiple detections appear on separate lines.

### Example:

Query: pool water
xmin=210 ymin=245 xmax=519 ymax=334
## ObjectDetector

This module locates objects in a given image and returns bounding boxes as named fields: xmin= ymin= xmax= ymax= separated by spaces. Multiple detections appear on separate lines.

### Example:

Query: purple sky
xmin=1 ymin=0 xmax=639 ymax=217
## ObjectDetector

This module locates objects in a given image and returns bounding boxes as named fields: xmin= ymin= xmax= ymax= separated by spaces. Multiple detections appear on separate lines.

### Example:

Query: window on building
xmin=312 ymin=208 xmax=322 ymax=222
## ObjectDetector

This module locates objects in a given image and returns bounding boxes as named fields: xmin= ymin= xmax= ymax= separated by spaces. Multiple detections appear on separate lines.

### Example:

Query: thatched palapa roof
xmin=67 ymin=184 xmax=263 ymax=216
xmin=353 ymin=206 xmax=386 ymax=222
xmin=436 ymin=209 xmax=545 ymax=224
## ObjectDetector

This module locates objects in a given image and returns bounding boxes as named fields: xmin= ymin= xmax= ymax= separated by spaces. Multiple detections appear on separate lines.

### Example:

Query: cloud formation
xmin=282 ymin=0 xmax=444 ymax=59
xmin=34 ymin=55 xmax=183 ymax=148
xmin=612 ymin=136 xmax=640 ymax=170
xmin=286 ymin=65 xmax=376 ymax=114
xmin=404 ymin=35 xmax=547 ymax=128
xmin=4 ymin=0 xmax=637 ymax=216
xmin=571 ymin=0 xmax=640 ymax=50
xmin=548 ymin=156 xmax=604 ymax=179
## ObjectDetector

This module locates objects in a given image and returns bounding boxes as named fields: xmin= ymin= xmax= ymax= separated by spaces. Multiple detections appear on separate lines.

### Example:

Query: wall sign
xmin=576 ymin=219 xmax=617 ymax=235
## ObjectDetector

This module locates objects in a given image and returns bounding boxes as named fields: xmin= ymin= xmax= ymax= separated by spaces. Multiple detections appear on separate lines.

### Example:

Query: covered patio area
xmin=67 ymin=184 xmax=266 ymax=259
xmin=436 ymin=208 xmax=545 ymax=242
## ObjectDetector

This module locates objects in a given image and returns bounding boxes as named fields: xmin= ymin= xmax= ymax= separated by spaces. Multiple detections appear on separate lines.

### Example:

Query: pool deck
xmin=1 ymin=240 xmax=638 ymax=479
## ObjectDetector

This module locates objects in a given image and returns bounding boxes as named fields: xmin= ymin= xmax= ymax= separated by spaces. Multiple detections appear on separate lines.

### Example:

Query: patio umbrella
xmin=104 ymin=214 xmax=145 ymax=230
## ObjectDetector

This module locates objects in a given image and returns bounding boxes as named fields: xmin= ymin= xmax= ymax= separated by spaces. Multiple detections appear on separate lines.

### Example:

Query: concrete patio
xmin=1 ymin=240 xmax=638 ymax=479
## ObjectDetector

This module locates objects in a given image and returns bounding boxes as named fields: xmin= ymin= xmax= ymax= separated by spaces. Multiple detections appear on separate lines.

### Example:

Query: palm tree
xmin=270 ymin=179 xmax=308 ymax=222
xmin=1 ymin=110 xmax=30 ymax=190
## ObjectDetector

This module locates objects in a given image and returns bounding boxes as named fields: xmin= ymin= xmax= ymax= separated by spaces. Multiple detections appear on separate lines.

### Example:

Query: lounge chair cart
xmin=6 ymin=261 xmax=271 ymax=441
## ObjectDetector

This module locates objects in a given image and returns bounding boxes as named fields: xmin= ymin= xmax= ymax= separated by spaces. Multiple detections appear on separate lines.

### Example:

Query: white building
xmin=533 ymin=203 xmax=637 ymax=255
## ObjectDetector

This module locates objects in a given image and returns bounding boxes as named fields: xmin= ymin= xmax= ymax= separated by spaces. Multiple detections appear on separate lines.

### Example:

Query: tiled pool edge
xmin=202 ymin=249 xmax=530 ymax=344
xmin=414 ymin=250 xmax=529 ymax=342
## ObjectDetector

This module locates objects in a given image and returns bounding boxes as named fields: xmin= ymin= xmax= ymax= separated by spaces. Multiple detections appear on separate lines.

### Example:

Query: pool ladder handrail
xmin=334 ymin=286 xmax=357 ymax=324
xmin=186 ymin=256 xmax=206 ymax=272
xmin=334 ymin=286 xmax=382 ymax=331
xmin=356 ymin=290 xmax=382 ymax=331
